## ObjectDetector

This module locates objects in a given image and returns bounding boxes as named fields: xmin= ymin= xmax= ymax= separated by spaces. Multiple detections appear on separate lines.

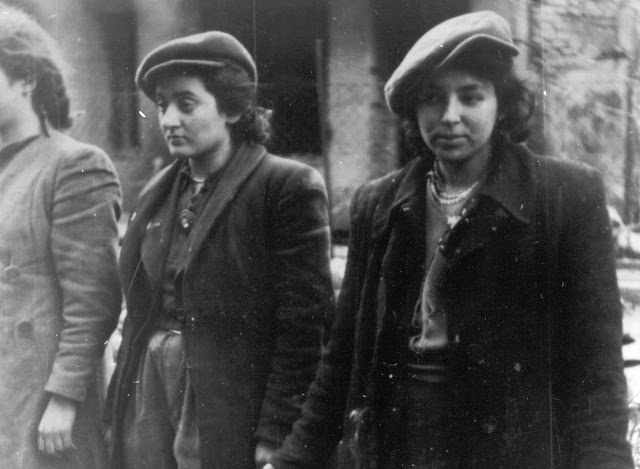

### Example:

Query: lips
xmin=435 ymin=134 xmax=465 ymax=140
xmin=434 ymin=134 xmax=466 ymax=144
xmin=166 ymin=135 xmax=186 ymax=144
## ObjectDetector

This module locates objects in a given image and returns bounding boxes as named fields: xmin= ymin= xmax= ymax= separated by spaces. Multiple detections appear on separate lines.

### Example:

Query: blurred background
xmin=8 ymin=0 xmax=639 ymax=228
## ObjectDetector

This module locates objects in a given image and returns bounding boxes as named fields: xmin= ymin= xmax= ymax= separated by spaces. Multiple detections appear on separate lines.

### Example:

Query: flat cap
xmin=384 ymin=11 xmax=519 ymax=116
xmin=135 ymin=31 xmax=257 ymax=98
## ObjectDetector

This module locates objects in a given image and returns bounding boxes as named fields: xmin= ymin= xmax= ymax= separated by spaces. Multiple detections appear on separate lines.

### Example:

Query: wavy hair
xmin=0 ymin=3 xmax=72 ymax=132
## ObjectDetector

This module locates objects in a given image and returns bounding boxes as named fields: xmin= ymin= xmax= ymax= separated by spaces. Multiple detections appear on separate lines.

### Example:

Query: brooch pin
xmin=179 ymin=208 xmax=196 ymax=232
xmin=446 ymin=215 xmax=460 ymax=227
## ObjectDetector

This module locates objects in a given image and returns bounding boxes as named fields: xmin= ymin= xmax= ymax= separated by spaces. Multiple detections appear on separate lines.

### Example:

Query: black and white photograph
xmin=0 ymin=1 xmax=639 ymax=468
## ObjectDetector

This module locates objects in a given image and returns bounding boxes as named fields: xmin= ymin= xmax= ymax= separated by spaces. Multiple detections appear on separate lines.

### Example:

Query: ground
xmin=619 ymin=260 xmax=640 ymax=466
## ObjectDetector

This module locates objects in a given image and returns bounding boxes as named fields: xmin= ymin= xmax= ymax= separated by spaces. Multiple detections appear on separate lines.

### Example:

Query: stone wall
xmin=15 ymin=0 xmax=640 ymax=222
xmin=529 ymin=0 xmax=640 ymax=221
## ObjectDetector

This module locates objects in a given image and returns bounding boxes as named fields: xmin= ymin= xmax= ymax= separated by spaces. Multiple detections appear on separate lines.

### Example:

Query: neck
xmin=0 ymin=113 xmax=41 ymax=149
xmin=188 ymin=138 xmax=235 ymax=180
xmin=435 ymin=147 xmax=491 ymax=191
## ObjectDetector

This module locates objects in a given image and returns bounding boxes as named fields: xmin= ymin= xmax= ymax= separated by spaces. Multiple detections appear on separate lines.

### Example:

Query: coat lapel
xmin=181 ymin=143 xmax=266 ymax=272
xmin=366 ymin=158 xmax=428 ymax=364
xmin=440 ymin=139 xmax=535 ymax=268
xmin=371 ymin=157 xmax=428 ymax=241
xmin=120 ymin=161 xmax=182 ymax=293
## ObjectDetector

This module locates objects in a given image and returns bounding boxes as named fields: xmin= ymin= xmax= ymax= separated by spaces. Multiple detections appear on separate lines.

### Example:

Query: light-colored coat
xmin=0 ymin=131 xmax=122 ymax=469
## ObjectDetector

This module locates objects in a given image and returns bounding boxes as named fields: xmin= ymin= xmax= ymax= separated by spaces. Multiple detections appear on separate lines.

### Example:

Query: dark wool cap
xmin=384 ymin=11 xmax=519 ymax=117
xmin=135 ymin=31 xmax=257 ymax=98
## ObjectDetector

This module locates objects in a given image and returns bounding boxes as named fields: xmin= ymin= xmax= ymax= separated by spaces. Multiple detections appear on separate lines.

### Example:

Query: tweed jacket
xmin=0 ymin=131 xmax=122 ymax=469
xmin=274 ymin=138 xmax=632 ymax=469
xmin=107 ymin=143 xmax=334 ymax=468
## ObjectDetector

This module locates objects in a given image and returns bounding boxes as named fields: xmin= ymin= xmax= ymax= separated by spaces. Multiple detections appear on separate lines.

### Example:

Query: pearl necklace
xmin=428 ymin=171 xmax=479 ymax=206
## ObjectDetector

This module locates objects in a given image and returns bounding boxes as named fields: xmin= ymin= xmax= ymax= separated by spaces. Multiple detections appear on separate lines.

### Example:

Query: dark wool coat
xmin=0 ymin=131 xmax=122 ymax=469
xmin=273 ymin=138 xmax=632 ymax=469
xmin=107 ymin=143 xmax=334 ymax=468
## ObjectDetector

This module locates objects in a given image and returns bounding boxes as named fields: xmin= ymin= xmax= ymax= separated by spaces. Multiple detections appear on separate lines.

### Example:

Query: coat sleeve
xmin=255 ymin=163 xmax=335 ymax=448
xmin=43 ymin=147 xmax=123 ymax=403
xmin=270 ymin=184 xmax=372 ymax=469
xmin=553 ymin=167 xmax=633 ymax=468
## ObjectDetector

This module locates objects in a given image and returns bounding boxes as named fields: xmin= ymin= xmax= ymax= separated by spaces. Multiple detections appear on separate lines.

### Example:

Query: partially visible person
xmin=105 ymin=31 xmax=334 ymax=469
xmin=0 ymin=3 xmax=122 ymax=468
xmin=267 ymin=11 xmax=632 ymax=469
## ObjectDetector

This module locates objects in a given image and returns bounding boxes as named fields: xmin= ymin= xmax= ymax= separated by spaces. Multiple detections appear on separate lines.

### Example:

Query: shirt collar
xmin=477 ymin=137 xmax=533 ymax=224
xmin=389 ymin=137 xmax=534 ymax=226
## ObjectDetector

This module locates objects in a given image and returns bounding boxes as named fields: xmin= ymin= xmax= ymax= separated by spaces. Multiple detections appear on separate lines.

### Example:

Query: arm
xmin=40 ymin=147 xmax=122 ymax=454
xmin=554 ymin=168 xmax=632 ymax=468
xmin=255 ymin=164 xmax=335 ymax=452
xmin=270 ymin=185 xmax=371 ymax=469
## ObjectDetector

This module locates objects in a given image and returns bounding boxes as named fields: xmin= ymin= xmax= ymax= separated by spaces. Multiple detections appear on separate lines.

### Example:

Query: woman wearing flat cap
xmin=104 ymin=31 xmax=334 ymax=468
xmin=266 ymin=10 xmax=632 ymax=469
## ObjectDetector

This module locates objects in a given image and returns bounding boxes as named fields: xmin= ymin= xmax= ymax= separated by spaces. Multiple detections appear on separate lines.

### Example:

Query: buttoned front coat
xmin=274 ymin=138 xmax=632 ymax=469
xmin=107 ymin=143 xmax=334 ymax=468
xmin=0 ymin=131 xmax=122 ymax=469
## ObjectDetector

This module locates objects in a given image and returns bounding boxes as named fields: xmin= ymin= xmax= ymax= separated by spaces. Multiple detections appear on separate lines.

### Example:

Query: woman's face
xmin=416 ymin=68 xmax=499 ymax=165
xmin=0 ymin=66 xmax=34 ymax=132
xmin=154 ymin=74 xmax=238 ymax=161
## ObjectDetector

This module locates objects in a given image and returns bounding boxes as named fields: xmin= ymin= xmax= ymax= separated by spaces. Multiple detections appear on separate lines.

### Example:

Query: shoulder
xmin=45 ymin=130 xmax=116 ymax=171
xmin=349 ymin=160 xmax=417 ymax=218
xmin=136 ymin=160 xmax=178 ymax=200
xmin=34 ymin=132 xmax=120 ymax=196
xmin=260 ymin=151 xmax=327 ymax=194
xmin=510 ymin=143 xmax=602 ymax=190
xmin=506 ymin=144 xmax=607 ymax=229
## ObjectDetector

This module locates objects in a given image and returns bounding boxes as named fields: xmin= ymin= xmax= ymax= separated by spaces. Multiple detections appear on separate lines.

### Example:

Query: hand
xmin=255 ymin=442 xmax=276 ymax=468
xmin=38 ymin=394 xmax=78 ymax=455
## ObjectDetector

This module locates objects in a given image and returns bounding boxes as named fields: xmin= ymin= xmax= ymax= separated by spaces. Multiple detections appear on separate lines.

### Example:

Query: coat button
xmin=467 ymin=343 xmax=485 ymax=364
xmin=481 ymin=416 xmax=498 ymax=434
xmin=16 ymin=321 xmax=34 ymax=338
xmin=4 ymin=265 xmax=20 ymax=280
xmin=187 ymin=315 xmax=197 ymax=329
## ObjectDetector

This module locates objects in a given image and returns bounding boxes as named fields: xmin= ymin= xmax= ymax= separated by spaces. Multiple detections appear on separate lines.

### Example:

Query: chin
xmin=167 ymin=149 xmax=194 ymax=159
xmin=435 ymin=152 xmax=471 ymax=163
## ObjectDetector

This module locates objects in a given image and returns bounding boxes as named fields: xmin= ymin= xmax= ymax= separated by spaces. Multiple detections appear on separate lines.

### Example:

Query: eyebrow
xmin=424 ymin=83 xmax=483 ymax=92
xmin=155 ymin=90 xmax=197 ymax=101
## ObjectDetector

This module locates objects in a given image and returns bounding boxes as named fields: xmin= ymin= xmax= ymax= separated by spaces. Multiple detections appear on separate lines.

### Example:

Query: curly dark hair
xmin=0 ymin=3 xmax=72 ymax=131
xmin=401 ymin=52 xmax=535 ymax=157
xmin=156 ymin=64 xmax=272 ymax=146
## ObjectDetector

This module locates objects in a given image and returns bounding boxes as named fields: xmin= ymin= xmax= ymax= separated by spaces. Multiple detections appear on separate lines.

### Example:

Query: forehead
xmin=154 ymin=73 xmax=211 ymax=98
xmin=423 ymin=68 xmax=494 ymax=91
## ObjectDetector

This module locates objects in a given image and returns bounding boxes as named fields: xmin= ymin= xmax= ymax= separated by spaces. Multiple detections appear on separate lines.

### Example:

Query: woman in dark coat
xmin=267 ymin=11 xmax=632 ymax=469
xmin=0 ymin=4 xmax=122 ymax=468
xmin=105 ymin=31 xmax=334 ymax=469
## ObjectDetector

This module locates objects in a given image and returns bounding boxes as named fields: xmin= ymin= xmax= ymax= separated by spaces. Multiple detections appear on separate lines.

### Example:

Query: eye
xmin=460 ymin=93 xmax=483 ymax=105
xmin=420 ymin=91 xmax=443 ymax=105
xmin=177 ymin=99 xmax=195 ymax=113
xmin=155 ymin=100 xmax=167 ymax=113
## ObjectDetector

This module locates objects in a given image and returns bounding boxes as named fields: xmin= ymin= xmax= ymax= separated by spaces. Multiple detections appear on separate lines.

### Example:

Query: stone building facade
xmin=9 ymin=0 xmax=640 ymax=226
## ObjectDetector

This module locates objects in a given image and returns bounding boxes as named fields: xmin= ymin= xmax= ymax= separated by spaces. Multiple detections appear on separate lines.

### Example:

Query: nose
xmin=160 ymin=103 xmax=181 ymax=130
xmin=441 ymin=97 xmax=461 ymax=124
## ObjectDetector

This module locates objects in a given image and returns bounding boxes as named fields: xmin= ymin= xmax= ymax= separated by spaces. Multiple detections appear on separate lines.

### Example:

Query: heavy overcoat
xmin=0 ymin=131 xmax=122 ymax=469
xmin=274 ymin=138 xmax=632 ymax=468
xmin=107 ymin=143 xmax=334 ymax=468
